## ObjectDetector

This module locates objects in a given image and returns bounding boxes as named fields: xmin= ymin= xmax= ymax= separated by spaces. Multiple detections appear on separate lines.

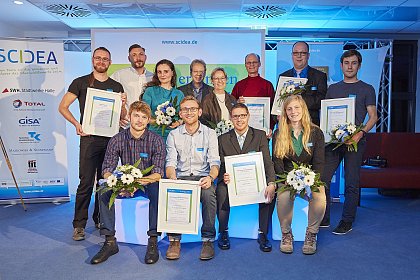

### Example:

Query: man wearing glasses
xmin=217 ymin=103 xmax=276 ymax=253
xmin=59 ymin=47 xmax=125 ymax=241
xmin=232 ymin=53 xmax=275 ymax=137
xmin=178 ymin=59 xmax=213 ymax=103
xmin=165 ymin=96 xmax=220 ymax=261
xmin=280 ymin=41 xmax=327 ymax=125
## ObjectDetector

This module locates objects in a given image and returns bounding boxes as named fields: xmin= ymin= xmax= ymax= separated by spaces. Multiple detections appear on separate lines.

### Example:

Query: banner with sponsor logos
xmin=0 ymin=39 xmax=69 ymax=203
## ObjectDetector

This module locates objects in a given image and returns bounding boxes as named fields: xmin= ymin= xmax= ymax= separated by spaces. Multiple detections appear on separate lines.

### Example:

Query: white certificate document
xmin=320 ymin=98 xmax=355 ymax=142
xmin=225 ymin=152 xmax=267 ymax=207
xmin=81 ymin=87 xmax=122 ymax=137
xmin=244 ymin=97 xmax=270 ymax=134
xmin=157 ymin=179 xmax=201 ymax=234
xmin=271 ymin=76 xmax=307 ymax=116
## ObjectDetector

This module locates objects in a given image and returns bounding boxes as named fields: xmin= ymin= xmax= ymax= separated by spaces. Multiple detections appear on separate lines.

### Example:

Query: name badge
xmin=139 ymin=152 xmax=149 ymax=158
xmin=248 ymin=150 xmax=256 ymax=154
xmin=349 ymin=94 xmax=357 ymax=98
xmin=196 ymin=148 xmax=204 ymax=152
xmin=106 ymin=88 xmax=113 ymax=92
xmin=307 ymin=142 xmax=313 ymax=147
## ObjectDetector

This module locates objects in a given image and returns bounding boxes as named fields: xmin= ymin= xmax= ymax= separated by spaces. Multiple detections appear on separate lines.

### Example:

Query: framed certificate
xmin=225 ymin=152 xmax=267 ymax=207
xmin=320 ymin=97 xmax=356 ymax=142
xmin=157 ymin=179 xmax=201 ymax=234
xmin=81 ymin=87 xmax=122 ymax=137
xmin=271 ymin=76 xmax=307 ymax=115
xmin=244 ymin=97 xmax=270 ymax=134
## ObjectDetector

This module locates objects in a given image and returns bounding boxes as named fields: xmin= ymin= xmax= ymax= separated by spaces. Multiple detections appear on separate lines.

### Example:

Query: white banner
xmin=0 ymin=39 xmax=69 ymax=202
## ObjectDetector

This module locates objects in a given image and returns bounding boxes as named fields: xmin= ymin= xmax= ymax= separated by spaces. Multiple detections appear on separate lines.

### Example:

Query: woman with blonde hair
xmin=272 ymin=94 xmax=326 ymax=255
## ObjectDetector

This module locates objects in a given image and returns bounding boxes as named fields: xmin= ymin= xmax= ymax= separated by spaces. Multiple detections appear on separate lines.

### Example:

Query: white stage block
xmin=115 ymin=196 xmax=163 ymax=245
xmin=229 ymin=204 xmax=260 ymax=239
xmin=272 ymin=197 xmax=309 ymax=241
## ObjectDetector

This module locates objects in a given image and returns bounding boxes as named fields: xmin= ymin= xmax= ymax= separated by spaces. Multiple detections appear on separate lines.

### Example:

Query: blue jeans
xmin=322 ymin=138 xmax=366 ymax=223
xmin=99 ymin=182 xmax=160 ymax=237
xmin=167 ymin=176 xmax=217 ymax=242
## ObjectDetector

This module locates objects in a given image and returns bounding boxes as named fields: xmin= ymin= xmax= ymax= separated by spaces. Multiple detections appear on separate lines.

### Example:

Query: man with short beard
xmin=59 ymin=47 xmax=125 ymax=241
xmin=111 ymin=44 xmax=153 ymax=127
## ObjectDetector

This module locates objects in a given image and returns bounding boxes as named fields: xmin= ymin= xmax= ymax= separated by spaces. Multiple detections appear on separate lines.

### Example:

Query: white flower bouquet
xmin=209 ymin=119 xmax=234 ymax=136
xmin=276 ymin=79 xmax=307 ymax=105
xmin=328 ymin=122 xmax=364 ymax=152
xmin=154 ymin=96 xmax=180 ymax=136
xmin=98 ymin=159 xmax=154 ymax=209
xmin=276 ymin=162 xmax=322 ymax=200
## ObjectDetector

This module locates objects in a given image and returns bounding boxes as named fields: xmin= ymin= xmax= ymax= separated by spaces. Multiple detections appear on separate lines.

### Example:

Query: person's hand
xmin=238 ymin=96 xmax=246 ymax=104
xmin=119 ymin=116 xmax=129 ymax=127
xmin=136 ymin=177 xmax=152 ymax=186
xmin=75 ymin=123 xmax=89 ymax=136
xmin=345 ymin=131 xmax=363 ymax=145
xmin=199 ymin=176 xmax=212 ymax=189
xmin=266 ymin=129 xmax=273 ymax=139
xmin=223 ymin=173 xmax=230 ymax=184
xmin=169 ymin=120 xmax=181 ymax=129
xmin=264 ymin=184 xmax=276 ymax=203
xmin=121 ymin=92 xmax=127 ymax=106
xmin=119 ymin=188 xmax=137 ymax=198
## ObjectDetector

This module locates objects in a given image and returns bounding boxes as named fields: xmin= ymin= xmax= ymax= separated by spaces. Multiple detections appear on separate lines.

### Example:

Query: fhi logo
xmin=28 ymin=159 xmax=38 ymax=173
xmin=0 ymin=48 xmax=58 ymax=64
xmin=19 ymin=117 xmax=41 ymax=126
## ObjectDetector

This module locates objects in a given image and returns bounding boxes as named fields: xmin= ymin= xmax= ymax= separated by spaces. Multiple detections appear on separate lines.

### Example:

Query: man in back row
xmin=178 ymin=59 xmax=213 ymax=103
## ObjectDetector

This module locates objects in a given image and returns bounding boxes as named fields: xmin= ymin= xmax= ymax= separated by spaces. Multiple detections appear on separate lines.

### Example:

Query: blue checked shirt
xmin=102 ymin=128 xmax=166 ymax=177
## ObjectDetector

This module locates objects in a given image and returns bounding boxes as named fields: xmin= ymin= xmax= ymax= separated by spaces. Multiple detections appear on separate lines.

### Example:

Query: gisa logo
xmin=13 ymin=99 xmax=23 ymax=108
xmin=19 ymin=117 xmax=40 ymax=126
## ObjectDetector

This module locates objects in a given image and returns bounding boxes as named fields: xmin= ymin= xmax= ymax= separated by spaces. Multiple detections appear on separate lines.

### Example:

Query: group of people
xmin=58 ymin=41 xmax=377 ymax=265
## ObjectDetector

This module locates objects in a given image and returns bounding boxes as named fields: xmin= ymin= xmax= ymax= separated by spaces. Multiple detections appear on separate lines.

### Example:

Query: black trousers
xmin=72 ymin=135 xmax=110 ymax=228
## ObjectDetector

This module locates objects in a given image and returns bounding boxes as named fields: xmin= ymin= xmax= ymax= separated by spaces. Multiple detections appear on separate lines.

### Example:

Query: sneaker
xmin=200 ymin=241 xmax=215 ymax=260
xmin=302 ymin=230 xmax=317 ymax=255
xmin=90 ymin=238 xmax=119 ymax=264
xmin=144 ymin=237 xmax=159 ymax=264
xmin=319 ymin=219 xmax=330 ymax=228
xmin=332 ymin=220 xmax=353 ymax=235
xmin=72 ymin=227 xmax=85 ymax=241
xmin=280 ymin=231 xmax=294 ymax=254
xmin=166 ymin=240 xmax=181 ymax=260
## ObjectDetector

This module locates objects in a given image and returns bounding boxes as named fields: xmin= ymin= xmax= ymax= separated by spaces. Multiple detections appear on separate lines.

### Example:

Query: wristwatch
xmin=208 ymin=175 xmax=215 ymax=183
xmin=361 ymin=130 xmax=367 ymax=136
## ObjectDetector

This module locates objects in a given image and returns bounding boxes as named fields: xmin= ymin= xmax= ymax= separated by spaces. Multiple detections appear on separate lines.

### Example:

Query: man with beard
xmin=90 ymin=101 xmax=165 ymax=265
xmin=111 ymin=44 xmax=153 ymax=127
xmin=178 ymin=59 xmax=213 ymax=103
xmin=59 ymin=47 xmax=125 ymax=241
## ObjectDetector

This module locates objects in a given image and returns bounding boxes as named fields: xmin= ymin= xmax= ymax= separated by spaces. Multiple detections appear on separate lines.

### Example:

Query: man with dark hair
xmin=321 ymin=49 xmax=378 ymax=234
xmin=232 ymin=53 xmax=275 ymax=137
xmin=59 ymin=47 xmax=125 ymax=241
xmin=165 ymin=96 xmax=220 ymax=261
xmin=111 ymin=44 xmax=153 ymax=127
xmin=178 ymin=59 xmax=213 ymax=103
xmin=279 ymin=41 xmax=327 ymax=125
xmin=90 ymin=101 xmax=166 ymax=265
xmin=217 ymin=103 xmax=276 ymax=253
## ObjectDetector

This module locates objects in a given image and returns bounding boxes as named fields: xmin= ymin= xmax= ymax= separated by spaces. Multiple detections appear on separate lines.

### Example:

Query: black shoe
xmin=90 ymin=238 xmax=119 ymax=264
xmin=332 ymin=220 xmax=353 ymax=235
xmin=320 ymin=218 xmax=330 ymax=228
xmin=217 ymin=231 xmax=230 ymax=250
xmin=145 ymin=237 xmax=159 ymax=264
xmin=257 ymin=233 xmax=272 ymax=252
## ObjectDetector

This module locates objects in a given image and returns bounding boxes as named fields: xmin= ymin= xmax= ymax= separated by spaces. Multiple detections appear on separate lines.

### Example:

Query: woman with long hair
xmin=142 ymin=59 xmax=184 ymax=139
xmin=201 ymin=67 xmax=236 ymax=127
xmin=272 ymin=94 xmax=326 ymax=255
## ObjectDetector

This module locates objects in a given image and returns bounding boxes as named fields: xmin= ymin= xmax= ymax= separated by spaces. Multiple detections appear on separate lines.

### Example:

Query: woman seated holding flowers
xmin=272 ymin=94 xmax=326 ymax=255
xmin=142 ymin=59 xmax=184 ymax=140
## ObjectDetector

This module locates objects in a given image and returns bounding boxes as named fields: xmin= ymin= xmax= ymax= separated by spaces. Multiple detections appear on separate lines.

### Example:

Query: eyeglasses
xmin=245 ymin=61 xmax=259 ymax=65
xmin=292 ymin=52 xmax=308 ymax=57
xmin=180 ymin=107 xmax=199 ymax=113
xmin=93 ymin=56 xmax=110 ymax=62
xmin=231 ymin=114 xmax=248 ymax=120
xmin=192 ymin=71 xmax=205 ymax=75
xmin=212 ymin=77 xmax=226 ymax=81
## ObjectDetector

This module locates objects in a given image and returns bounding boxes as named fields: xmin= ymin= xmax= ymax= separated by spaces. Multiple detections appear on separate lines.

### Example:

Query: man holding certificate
xmin=58 ymin=47 xmax=125 ymax=242
xmin=217 ymin=103 xmax=276 ymax=252
xmin=321 ymin=50 xmax=378 ymax=234
xmin=165 ymin=96 xmax=220 ymax=260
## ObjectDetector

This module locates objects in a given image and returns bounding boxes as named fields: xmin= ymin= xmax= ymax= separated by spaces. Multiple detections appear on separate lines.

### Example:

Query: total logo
xmin=13 ymin=99 xmax=46 ymax=110
xmin=18 ymin=117 xmax=41 ymax=126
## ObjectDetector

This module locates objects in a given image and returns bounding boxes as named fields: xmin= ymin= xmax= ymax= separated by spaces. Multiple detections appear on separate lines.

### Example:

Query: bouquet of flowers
xmin=328 ymin=122 xmax=364 ymax=152
xmin=276 ymin=79 xmax=307 ymax=105
xmin=276 ymin=162 xmax=322 ymax=200
xmin=208 ymin=119 xmax=234 ymax=136
xmin=154 ymin=96 xmax=180 ymax=136
xmin=97 ymin=159 xmax=154 ymax=209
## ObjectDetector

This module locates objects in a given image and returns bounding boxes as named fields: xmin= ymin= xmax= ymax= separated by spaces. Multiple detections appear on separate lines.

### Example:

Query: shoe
xmin=332 ymin=220 xmax=353 ymax=235
xmin=144 ymin=237 xmax=159 ymax=264
xmin=90 ymin=238 xmax=119 ymax=264
xmin=72 ymin=227 xmax=85 ymax=241
xmin=319 ymin=219 xmax=330 ymax=228
xmin=217 ymin=231 xmax=230 ymax=250
xmin=200 ymin=241 xmax=215 ymax=260
xmin=302 ymin=230 xmax=317 ymax=255
xmin=257 ymin=233 xmax=272 ymax=252
xmin=95 ymin=223 xmax=100 ymax=229
xmin=166 ymin=240 xmax=181 ymax=260
xmin=280 ymin=231 xmax=294 ymax=254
